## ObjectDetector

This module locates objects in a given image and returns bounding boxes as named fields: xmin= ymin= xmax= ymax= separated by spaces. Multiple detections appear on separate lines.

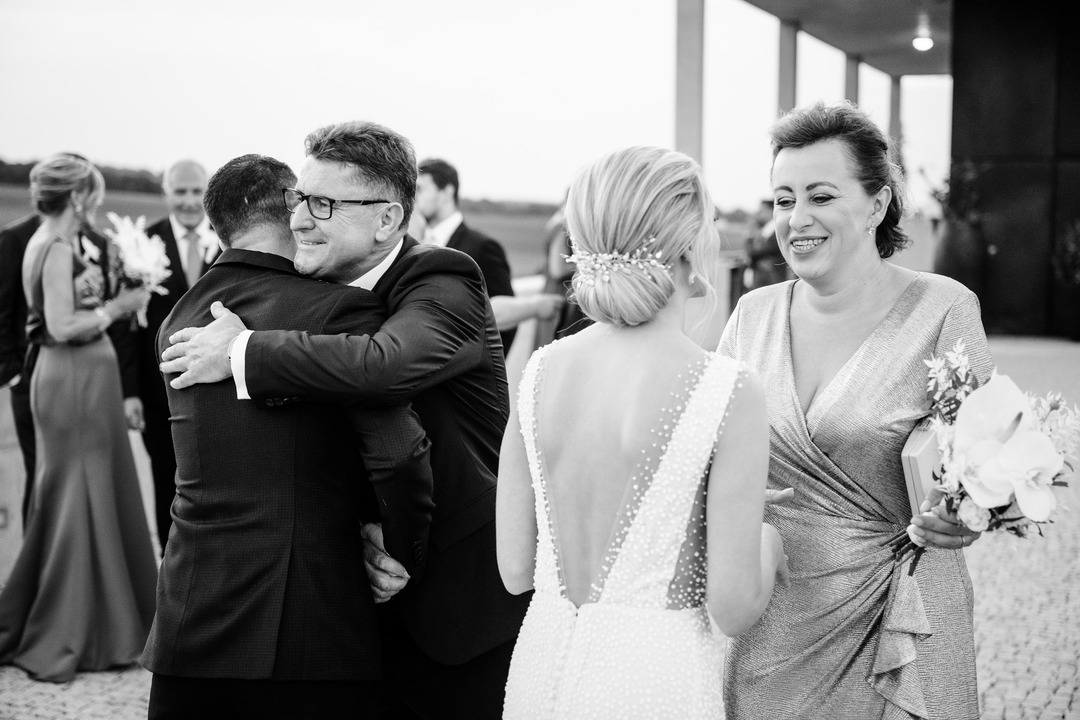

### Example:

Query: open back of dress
xmin=503 ymin=342 xmax=743 ymax=720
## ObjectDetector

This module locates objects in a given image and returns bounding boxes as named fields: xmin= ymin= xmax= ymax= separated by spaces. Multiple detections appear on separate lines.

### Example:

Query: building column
xmin=889 ymin=75 xmax=903 ymax=149
xmin=778 ymin=20 xmax=798 ymax=114
xmin=675 ymin=0 xmax=705 ymax=163
xmin=845 ymin=54 xmax=860 ymax=104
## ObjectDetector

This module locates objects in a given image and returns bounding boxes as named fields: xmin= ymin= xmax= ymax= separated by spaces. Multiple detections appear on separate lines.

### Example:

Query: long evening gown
xmin=503 ymin=346 xmax=742 ymax=719
xmin=720 ymin=273 xmax=991 ymax=720
xmin=0 ymin=235 xmax=158 ymax=683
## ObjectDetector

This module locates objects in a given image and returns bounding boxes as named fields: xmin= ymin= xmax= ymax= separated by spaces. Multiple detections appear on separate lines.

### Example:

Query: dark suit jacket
xmin=0 ymin=214 xmax=136 ymax=392
xmin=447 ymin=221 xmax=516 ymax=354
xmin=142 ymin=248 xmax=435 ymax=681
xmin=243 ymin=237 xmax=531 ymax=665
xmin=124 ymin=217 xmax=214 ymax=417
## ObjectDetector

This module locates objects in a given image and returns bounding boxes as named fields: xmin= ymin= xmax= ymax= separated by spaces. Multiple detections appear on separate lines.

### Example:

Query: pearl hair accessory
xmin=566 ymin=236 xmax=672 ymax=286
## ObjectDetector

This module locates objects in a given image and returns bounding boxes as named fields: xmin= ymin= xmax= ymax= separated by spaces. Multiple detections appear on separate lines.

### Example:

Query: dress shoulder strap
xmin=516 ymin=344 xmax=565 ymax=597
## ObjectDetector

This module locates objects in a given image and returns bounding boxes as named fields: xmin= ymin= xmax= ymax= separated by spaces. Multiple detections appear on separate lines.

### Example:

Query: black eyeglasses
xmin=282 ymin=188 xmax=391 ymax=220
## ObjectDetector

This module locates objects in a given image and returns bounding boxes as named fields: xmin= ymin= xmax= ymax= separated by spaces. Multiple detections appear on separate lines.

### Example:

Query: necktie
xmin=185 ymin=230 xmax=202 ymax=288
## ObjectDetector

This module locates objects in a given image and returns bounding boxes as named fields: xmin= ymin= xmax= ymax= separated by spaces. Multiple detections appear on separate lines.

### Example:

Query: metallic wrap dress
xmin=720 ymin=273 xmax=991 ymax=720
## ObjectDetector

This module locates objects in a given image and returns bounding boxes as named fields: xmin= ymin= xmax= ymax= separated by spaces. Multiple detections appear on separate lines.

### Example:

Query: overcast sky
xmin=0 ymin=0 xmax=951 ymax=212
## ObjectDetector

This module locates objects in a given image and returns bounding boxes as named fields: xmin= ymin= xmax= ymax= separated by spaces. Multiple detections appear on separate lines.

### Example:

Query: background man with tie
xmin=414 ymin=158 xmax=564 ymax=358
xmin=127 ymin=159 xmax=218 ymax=552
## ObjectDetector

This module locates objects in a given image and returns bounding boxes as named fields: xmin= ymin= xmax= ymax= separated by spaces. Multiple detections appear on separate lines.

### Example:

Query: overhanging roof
xmin=740 ymin=0 xmax=952 ymax=77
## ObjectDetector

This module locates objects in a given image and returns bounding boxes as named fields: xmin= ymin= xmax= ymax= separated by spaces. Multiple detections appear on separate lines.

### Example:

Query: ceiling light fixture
xmin=913 ymin=12 xmax=934 ymax=51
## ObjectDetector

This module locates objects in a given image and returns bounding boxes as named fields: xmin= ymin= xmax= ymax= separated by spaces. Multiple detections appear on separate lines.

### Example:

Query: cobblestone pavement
xmin=0 ymin=665 xmax=150 ymax=719
xmin=1 ymin=337 xmax=1078 ymax=718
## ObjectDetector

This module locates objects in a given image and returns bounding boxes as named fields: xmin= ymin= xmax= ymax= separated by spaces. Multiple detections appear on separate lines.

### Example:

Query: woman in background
xmin=498 ymin=146 xmax=788 ymax=718
xmin=720 ymin=101 xmax=988 ymax=719
xmin=0 ymin=154 xmax=157 ymax=683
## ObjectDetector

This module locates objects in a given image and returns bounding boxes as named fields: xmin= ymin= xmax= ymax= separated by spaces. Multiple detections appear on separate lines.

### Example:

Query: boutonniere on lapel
xmin=199 ymin=232 xmax=220 ymax=264
xmin=80 ymin=235 xmax=101 ymax=263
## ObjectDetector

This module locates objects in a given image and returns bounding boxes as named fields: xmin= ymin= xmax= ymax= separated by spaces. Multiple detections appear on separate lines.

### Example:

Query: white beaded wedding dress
xmin=503 ymin=345 xmax=741 ymax=719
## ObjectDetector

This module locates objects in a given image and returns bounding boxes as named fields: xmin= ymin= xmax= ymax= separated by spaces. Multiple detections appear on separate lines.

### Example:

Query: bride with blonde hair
xmin=497 ymin=146 xmax=788 ymax=718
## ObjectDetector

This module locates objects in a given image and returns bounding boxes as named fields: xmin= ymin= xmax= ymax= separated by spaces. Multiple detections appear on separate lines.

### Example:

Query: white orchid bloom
xmin=953 ymin=373 xmax=1064 ymax=522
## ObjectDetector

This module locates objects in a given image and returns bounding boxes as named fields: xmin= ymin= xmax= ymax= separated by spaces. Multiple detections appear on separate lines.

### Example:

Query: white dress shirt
xmin=421 ymin=211 xmax=462 ymax=248
xmin=169 ymin=215 xmax=220 ymax=277
xmin=230 ymin=238 xmax=405 ymax=399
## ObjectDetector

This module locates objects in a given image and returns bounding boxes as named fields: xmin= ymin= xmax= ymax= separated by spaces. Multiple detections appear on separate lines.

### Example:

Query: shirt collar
xmin=424 ymin=211 xmax=463 ymax=248
xmin=170 ymin=215 xmax=220 ymax=261
xmin=349 ymin=238 xmax=405 ymax=290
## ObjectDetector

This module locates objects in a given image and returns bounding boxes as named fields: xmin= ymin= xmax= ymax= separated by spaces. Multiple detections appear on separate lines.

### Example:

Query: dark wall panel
xmin=1050 ymin=162 xmax=1080 ymax=337
xmin=1056 ymin=21 xmax=1080 ymax=157
xmin=952 ymin=0 xmax=1057 ymax=159
xmin=975 ymin=162 xmax=1052 ymax=335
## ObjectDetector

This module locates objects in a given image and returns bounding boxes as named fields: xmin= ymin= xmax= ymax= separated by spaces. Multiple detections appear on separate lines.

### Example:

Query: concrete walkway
xmin=1 ymin=335 xmax=1078 ymax=719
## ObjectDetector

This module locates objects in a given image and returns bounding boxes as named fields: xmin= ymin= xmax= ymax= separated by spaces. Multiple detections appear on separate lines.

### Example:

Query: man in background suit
xmin=0 ymin=203 xmax=138 ymax=528
xmin=414 ymin=158 xmax=564 ymax=357
xmin=144 ymin=154 xmax=434 ymax=719
xmin=160 ymin=122 xmax=530 ymax=719
xmin=132 ymin=159 xmax=219 ymax=551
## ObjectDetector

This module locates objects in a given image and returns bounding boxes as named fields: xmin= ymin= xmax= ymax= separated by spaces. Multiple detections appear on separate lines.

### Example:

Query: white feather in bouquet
xmin=104 ymin=212 xmax=172 ymax=327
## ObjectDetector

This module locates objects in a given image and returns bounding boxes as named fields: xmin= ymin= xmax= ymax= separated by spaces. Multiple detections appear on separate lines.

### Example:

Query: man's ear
xmin=374 ymin=202 xmax=406 ymax=242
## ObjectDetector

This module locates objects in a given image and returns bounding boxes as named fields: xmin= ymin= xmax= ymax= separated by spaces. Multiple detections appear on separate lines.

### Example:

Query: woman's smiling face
xmin=770 ymin=138 xmax=889 ymax=286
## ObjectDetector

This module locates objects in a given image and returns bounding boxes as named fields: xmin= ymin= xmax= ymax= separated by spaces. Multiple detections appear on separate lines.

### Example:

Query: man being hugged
xmin=144 ymin=153 xmax=434 ymax=719
xmin=161 ymin=122 xmax=529 ymax=719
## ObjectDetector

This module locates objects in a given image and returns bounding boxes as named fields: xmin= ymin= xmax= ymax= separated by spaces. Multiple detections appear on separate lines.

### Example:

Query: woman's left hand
xmin=906 ymin=488 xmax=982 ymax=550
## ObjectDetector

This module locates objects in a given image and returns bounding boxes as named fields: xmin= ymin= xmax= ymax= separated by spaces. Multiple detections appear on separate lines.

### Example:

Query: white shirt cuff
xmin=231 ymin=330 xmax=254 ymax=400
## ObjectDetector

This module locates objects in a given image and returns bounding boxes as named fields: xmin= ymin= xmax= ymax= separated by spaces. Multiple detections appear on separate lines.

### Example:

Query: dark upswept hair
xmin=203 ymin=154 xmax=297 ymax=246
xmin=418 ymin=158 xmax=460 ymax=204
xmin=770 ymin=101 xmax=909 ymax=258
xmin=29 ymin=153 xmax=104 ymax=216
xmin=304 ymin=121 xmax=416 ymax=231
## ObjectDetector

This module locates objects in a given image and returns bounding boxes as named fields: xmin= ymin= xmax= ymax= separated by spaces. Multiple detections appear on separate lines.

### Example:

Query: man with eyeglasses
xmin=144 ymin=153 xmax=435 ymax=719
xmin=160 ymin=121 xmax=529 ymax=719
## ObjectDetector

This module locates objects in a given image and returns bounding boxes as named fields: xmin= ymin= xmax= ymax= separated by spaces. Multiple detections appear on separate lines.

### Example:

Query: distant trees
xmin=0 ymin=158 xmax=161 ymax=194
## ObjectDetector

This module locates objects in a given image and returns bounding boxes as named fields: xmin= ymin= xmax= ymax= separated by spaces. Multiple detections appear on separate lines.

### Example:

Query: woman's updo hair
xmin=29 ymin=153 xmax=104 ymax=217
xmin=770 ymin=101 xmax=909 ymax=258
xmin=564 ymin=146 xmax=719 ymax=327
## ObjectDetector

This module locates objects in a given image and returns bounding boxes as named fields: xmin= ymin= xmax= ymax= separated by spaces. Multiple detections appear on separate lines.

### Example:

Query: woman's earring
xmin=867 ymin=226 xmax=875 ymax=236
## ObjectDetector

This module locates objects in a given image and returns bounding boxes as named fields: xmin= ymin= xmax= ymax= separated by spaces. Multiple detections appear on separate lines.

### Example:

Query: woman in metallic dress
xmin=720 ymin=102 xmax=988 ymax=719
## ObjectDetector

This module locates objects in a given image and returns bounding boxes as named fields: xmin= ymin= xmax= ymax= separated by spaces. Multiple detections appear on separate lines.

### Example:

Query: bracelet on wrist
xmin=94 ymin=306 xmax=110 ymax=329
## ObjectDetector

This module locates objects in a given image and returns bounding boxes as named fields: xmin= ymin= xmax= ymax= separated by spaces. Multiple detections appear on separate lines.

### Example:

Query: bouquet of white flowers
xmin=104 ymin=213 xmax=172 ymax=327
xmin=891 ymin=341 xmax=1079 ymax=573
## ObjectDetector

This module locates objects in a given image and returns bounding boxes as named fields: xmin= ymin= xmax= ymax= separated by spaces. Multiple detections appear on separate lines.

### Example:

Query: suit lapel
xmin=372 ymin=236 xmax=418 ymax=299
xmin=154 ymin=221 xmax=190 ymax=295
xmin=446 ymin=222 xmax=467 ymax=252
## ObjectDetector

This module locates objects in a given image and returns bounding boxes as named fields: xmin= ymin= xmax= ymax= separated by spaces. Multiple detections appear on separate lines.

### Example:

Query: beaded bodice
xmin=518 ymin=345 xmax=742 ymax=612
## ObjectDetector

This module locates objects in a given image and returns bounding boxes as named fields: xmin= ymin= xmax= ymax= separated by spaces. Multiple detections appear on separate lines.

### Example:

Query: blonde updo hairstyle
xmin=29 ymin=154 xmax=105 ymax=217
xmin=564 ymin=146 xmax=719 ymax=327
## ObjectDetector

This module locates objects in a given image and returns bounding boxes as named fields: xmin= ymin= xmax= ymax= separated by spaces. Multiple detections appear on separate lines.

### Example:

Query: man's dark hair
xmin=418 ymin=158 xmax=459 ymax=205
xmin=304 ymin=121 xmax=416 ymax=231
xmin=204 ymin=154 xmax=297 ymax=246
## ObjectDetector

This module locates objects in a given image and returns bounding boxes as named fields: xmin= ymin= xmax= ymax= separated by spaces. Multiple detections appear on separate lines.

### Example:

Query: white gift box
xmin=901 ymin=418 xmax=942 ymax=519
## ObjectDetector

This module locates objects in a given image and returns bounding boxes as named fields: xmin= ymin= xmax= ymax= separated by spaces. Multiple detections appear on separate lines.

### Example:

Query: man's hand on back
xmin=160 ymin=301 xmax=247 ymax=388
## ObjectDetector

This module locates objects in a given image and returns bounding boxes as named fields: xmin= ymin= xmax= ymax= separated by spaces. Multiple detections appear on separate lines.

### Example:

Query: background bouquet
xmin=892 ymin=341 xmax=1079 ymax=572
xmin=104 ymin=212 xmax=171 ymax=327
